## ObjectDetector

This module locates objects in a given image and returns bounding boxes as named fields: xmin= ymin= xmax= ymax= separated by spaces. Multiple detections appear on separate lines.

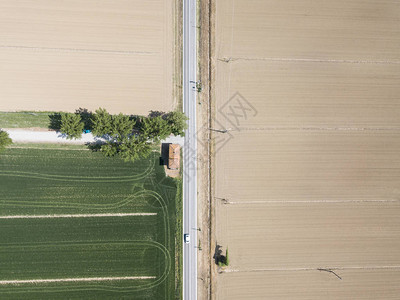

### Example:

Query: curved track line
xmin=0 ymin=240 xmax=171 ymax=293
xmin=0 ymin=191 xmax=172 ymax=294
xmin=0 ymin=189 xmax=166 ymax=211
xmin=0 ymin=153 xmax=156 ymax=183
xmin=0 ymin=152 xmax=174 ymax=296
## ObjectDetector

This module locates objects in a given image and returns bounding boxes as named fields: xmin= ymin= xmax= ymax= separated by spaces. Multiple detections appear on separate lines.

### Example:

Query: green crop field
xmin=0 ymin=146 xmax=180 ymax=299
xmin=0 ymin=111 xmax=51 ymax=128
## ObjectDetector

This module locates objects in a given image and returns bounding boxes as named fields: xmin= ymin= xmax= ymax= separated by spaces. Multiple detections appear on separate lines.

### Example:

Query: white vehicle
xmin=184 ymin=234 xmax=190 ymax=244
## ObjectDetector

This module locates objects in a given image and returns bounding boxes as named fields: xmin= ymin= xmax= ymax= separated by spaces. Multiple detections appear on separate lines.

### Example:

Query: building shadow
xmin=160 ymin=143 xmax=170 ymax=166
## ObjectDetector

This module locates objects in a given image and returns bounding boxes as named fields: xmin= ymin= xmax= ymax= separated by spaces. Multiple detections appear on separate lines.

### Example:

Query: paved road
xmin=182 ymin=0 xmax=197 ymax=299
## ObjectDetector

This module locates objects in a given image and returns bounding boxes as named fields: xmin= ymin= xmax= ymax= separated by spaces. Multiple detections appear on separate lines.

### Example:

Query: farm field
xmin=0 ymin=0 xmax=175 ymax=115
xmin=217 ymin=269 xmax=400 ymax=299
xmin=215 ymin=131 xmax=400 ymax=203
xmin=216 ymin=203 xmax=400 ymax=269
xmin=216 ymin=61 xmax=400 ymax=128
xmin=215 ymin=0 xmax=400 ymax=60
xmin=0 ymin=111 xmax=50 ymax=129
xmin=0 ymin=147 xmax=179 ymax=299
xmin=213 ymin=0 xmax=400 ymax=298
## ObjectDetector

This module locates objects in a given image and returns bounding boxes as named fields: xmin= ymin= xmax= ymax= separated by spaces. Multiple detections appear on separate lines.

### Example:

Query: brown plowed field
xmin=0 ymin=0 xmax=175 ymax=114
xmin=216 ymin=203 xmax=400 ymax=270
xmin=215 ymin=131 xmax=400 ymax=203
xmin=213 ymin=0 xmax=400 ymax=298
xmin=216 ymin=61 xmax=400 ymax=128
xmin=217 ymin=269 xmax=400 ymax=299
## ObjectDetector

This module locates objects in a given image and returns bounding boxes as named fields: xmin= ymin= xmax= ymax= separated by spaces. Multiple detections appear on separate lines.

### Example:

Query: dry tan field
xmin=216 ymin=203 xmax=400 ymax=269
xmin=218 ymin=270 xmax=400 ymax=299
xmin=215 ymin=131 xmax=400 ymax=203
xmin=216 ymin=0 xmax=400 ymax=60
xmin=213 ymin=0 xmax=400 ymax=299
xmin=216 ymin=61 xmax=400 ymax=128
xmin=0 ymin=0 xmax=175 ymax=114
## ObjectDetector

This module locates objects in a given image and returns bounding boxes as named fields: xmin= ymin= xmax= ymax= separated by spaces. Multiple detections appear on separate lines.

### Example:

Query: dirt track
xmin=0 ymin=0 xmax=175 ymax=114
xmin=212 ymin=0 xmax=400 ymax=298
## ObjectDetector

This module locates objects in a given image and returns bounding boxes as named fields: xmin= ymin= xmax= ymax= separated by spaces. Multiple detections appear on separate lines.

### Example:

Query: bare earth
xmin=215 ymin=131 xmax=400 ymax=203
xmin=0 ymin=0 xmax=175 ymax=114
xmin=213 ymin=0 xmax=400 ymax=299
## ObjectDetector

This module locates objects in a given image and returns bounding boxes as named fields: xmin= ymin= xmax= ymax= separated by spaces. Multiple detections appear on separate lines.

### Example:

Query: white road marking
xmin=0 ymin=276 xmax=155 ymax=285
xmin=0 ymin=213 xmax=157 ymax=219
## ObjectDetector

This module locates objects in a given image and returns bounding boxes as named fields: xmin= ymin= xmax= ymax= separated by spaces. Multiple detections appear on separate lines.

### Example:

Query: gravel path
xmin=4 ymin=129 xmax=184 ymax=146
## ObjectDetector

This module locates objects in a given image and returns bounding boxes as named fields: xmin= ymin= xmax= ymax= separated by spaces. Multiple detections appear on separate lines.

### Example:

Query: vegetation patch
xmin=0 ymin=130 xmax=12 ymax=153
xmin=0 ymin=111 xmax=51 ymax=128
xmin=49 ymin=107 xmax=188 ymax=163
xmin=214 ymin=245 xmax=229 ymax=267
xmin=0 ymin=146 xmax=179 ymax=299
xmin=174 ymin=178 xmax=183 ymax=300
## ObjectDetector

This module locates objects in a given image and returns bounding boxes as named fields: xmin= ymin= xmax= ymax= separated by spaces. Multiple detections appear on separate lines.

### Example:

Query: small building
xmin=168 ymin=144 xmax=180 ymax=170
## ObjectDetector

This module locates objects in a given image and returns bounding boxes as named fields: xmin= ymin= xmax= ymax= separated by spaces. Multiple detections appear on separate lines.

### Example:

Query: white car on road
xmin=184 ymin=234 xmax=190 ymax=244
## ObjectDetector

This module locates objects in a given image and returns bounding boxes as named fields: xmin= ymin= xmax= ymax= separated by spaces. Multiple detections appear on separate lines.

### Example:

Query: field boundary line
xmin=0 ymin=276 xmax=156 ymax=285
xmin=0 ymin=213 xmax=157 ymax=219
xmin=8 ymin=146 xmax=89 ymax=151
xmin=220 ymin=56 xmax=400 ymax=65
xmin=224 ymin=265 xmax=400 ymax=273
xmin=226 ymin=199 xmax=400 ymax=204
xmin=237 ymin=127 xmax=400 ymax=131
xmin=0 ymin=44 xmax=157 ymax=56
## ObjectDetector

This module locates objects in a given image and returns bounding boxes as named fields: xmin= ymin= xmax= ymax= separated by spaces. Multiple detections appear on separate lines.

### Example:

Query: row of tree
xmin=54 ymin=108 xmax=188 ymax=163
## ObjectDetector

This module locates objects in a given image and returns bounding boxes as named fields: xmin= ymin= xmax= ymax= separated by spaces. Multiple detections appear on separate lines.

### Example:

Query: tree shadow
xmin=48 ymin=112 xmax=62 ymax=131
xmin=75 ymin=107 xmax=92 ymax=130
xmin=148 ymin=110 xmax=166 ymax=118
xmin=131 ymin=115 xmax=145 ymax=132
xmin=213 ymin=244 xmax=226 ymax=265
xmin=48 ymin=108 xmax=93 ymax=131
xmin=85 ymin=141 xmax=104 ymax=152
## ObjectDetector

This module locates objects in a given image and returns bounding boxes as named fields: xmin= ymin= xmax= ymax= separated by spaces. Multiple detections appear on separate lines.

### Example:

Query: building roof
xmin=168 ymin=144 xmax=180 ymax=170
xmin=168 ymin=158 xmax=180 ymax=170
xmin=169 ymin=144 xmax=180 ymax=157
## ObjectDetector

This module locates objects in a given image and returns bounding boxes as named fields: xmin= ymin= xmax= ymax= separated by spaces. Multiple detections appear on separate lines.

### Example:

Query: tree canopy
xmin=51 ymin=107 xmax=188 ymax=163
xmin=0 ymin=130 xmax=12 ymax=152
xmin=111 ymin=113 xmax=135 ymax=137
xmin=165 ymin=111 xmax=188 ymax=136
xmin=141 ymin=116 xmax=171 ymax=142
xmin=60 ymin=113 xmax=84 ymax=139
xmin=118 ymin=136 xmax=152 ymax=163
